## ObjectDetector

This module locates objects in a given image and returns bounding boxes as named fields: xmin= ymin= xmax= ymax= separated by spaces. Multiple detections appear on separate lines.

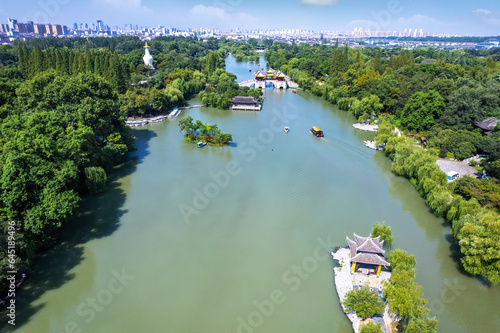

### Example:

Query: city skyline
xmin=0 ymin=0 xmax=499 ymax=36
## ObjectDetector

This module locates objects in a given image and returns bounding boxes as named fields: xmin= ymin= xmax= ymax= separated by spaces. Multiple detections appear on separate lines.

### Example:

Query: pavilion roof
xmin=254 ymin=70 xmax=265 ymax=77
xmin=347 ymin=237 xmax=357 ymax=258
xmin=231 ymin=96 xmax=258 ymax=104
xmin=351 ymin=253 xmax=390 ymax=266
xmin=353 ymin=233 xmax=381 ymax=246
xmin=474 ymin=117 xmax=499 ymax=131
xmin=357 ymin=238 xmax=385 ymax=255
xmin=347 ymin=233 xmax=389 ymax=267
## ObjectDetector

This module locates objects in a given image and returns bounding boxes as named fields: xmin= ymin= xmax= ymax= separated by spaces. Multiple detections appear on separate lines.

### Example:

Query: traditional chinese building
xmin=252 ymin=69 xmax=288 ymax=89
xmin=254 ymin=70 xmax=266 ymax=89
xmin=474 ymin=117 xmax=499 ymax=136
xmin=346 ymin=233 xmax=390 ymax=277
xmin=230 ymin=96 xmax=261 ymax=111
xmin=272 ymin=70 xmax=287 ymax=89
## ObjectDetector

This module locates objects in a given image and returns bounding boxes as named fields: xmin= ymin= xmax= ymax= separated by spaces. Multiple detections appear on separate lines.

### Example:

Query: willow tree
xmin=85 ymin=166 xmax=107 ymax=193
xmin=371 ymin=221 xmax=393 ymax=249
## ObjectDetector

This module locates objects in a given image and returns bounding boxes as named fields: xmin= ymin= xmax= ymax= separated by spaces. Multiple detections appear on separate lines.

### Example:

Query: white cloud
xmin=189 ymin=4 xmax=229 ymax=20
xmin=472 ymin=9 xmax=500 ymax=29
xmin=473 ymin=9 xmax=492 ymax=15
xmin=300 ymin=0 xmax=338 ymax=5
xmin=188 ymin=4 xmax=258 ymax=28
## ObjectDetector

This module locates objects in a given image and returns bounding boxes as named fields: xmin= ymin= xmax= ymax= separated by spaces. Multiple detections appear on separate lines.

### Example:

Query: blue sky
xmin=1 ymin=0 xmax=499 ymax=35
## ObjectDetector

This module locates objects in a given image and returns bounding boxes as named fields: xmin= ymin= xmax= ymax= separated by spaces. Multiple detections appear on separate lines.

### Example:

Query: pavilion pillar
xmin=351 ymin=262 xmax=357 ymax=274
xmin=376 ymin=265 xmax=382 ymax=277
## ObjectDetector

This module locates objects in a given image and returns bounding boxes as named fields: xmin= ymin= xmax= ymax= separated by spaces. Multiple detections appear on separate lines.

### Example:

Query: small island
xmin=178 ymin=116 xmax=233 ymax=146
xmin=332 ymin=223 xmax=437 ymax=333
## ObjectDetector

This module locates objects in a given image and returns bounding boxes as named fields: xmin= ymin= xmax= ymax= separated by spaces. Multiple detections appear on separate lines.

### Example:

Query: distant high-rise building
xmin=97 ymin=20 xmax=104 ymax=31
xmin=16 ymin=23 xmax=34 ymax=33
xmin=84 ymin=23 xmax=88 ymax=29
xmin=73 ymin=23 xmax=78 ymax=30
xmin=0 ymin=24 xmax=8 ymax=33
xmin=45 ymin=24 xmax=52 ymax=35
xmin=52 ymin=24 xmax=63 ymax=35
xmin=63 ymin=25 xmax=69 ymax=35
xmin=34 ymin=24 xmax=46 ymax=35
xmin=7 ymin=18 xmax=17 ymax=31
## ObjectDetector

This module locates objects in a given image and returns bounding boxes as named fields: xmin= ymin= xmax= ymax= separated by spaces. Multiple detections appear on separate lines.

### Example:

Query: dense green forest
xmin=265 ymin=42 xmax=500 ymax=284
xmin=0 ymin=36 xmax=258 ymax=291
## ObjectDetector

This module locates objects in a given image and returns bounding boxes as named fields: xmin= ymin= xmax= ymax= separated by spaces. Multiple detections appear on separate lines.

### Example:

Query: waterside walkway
xmin=332 ymin=248 xmax=361 ymax=333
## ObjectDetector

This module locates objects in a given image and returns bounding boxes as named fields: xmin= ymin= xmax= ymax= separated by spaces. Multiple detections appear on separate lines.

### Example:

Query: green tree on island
xmin=360 ymin=321 xmax=383 ymax=333
xmin=371 ymin=222 xmax=393 ymax=249
xmin=178 ymin=116 xmax=232 ymax=145
xmin=405 ymin=316 xmax=438 ymax=333
xmin=383 ymin=248 xmax=437 ymax=330
xmin=343 ymin=284 xmax=385 ymax=319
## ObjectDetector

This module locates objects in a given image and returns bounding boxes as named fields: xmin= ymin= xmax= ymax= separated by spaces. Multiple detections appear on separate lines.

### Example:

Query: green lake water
xmin=2 ymin=56 xmax=499 ymax=333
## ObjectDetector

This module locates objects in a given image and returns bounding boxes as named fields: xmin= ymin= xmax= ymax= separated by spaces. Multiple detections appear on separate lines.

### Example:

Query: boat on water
xmin=197 ymin=142 xmax=207 ymax=148
xmin=310 ymin=126 xmax=324 ymax=137
xmin=149 ymin=117 xmax=163 ymax=123
xmin=292 ymin=90 xmax=297 ymax=94
xmin=126 ymin=120 xmax=148 ymax=127
xmin=284 ymin=126 xmax=289 ymax=133
xmin=169 ymin=108 xmax=181 ymax=118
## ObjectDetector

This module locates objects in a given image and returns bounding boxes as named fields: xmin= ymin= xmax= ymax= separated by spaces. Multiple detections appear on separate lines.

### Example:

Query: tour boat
xmin=292 ymin=90 xmax=297 ymax=94
xmin=126 ymin=120 xmax=148 ymax=127
xmin=169 ymin=108 xmax=181 ymax=118
xmin=310 ymin=126 xmax=324 ymax=137
xmin=284 ymin=127 xmax=289 ymax=133
xmin=197 ymin=142 xmax=207 ymax=148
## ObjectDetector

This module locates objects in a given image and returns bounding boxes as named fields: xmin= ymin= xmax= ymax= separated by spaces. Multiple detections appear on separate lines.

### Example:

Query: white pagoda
xmin=143 ymin=42 xmax=154 ymax=69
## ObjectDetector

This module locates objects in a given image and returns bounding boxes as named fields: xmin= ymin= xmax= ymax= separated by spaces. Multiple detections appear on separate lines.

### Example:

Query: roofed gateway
xmin=346 ymin=233 xmax=389 ymax=276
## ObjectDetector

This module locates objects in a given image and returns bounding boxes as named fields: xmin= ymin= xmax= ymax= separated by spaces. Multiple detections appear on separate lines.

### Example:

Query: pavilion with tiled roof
xmin=346 ymin=233 xmax=390 ymax=277
xmin=474 ymin=117 xmax=499 ymax=136
xmin=254 ymin=70 xmax=265 ymax=81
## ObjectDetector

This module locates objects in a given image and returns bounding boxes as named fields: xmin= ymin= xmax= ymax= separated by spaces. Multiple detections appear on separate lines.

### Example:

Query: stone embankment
xmin=332 ymin=248 xmax=360 ymax=333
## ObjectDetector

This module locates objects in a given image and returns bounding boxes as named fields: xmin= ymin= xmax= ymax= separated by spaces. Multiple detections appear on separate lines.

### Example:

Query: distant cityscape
xmin=1 ymin=18 xmax=499 ymax=50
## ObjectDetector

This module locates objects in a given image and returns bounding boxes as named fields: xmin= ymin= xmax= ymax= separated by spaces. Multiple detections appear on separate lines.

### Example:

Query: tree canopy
xmin=343 ymin=284 xmax=385 ymax=319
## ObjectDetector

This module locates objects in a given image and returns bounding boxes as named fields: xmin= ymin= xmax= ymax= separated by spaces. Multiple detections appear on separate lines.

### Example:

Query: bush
xmin=360 ymin=321 xmax=383 ymax=333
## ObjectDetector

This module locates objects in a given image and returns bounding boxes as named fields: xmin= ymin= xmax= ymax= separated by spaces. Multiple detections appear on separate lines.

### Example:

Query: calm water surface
xmin=2 ymin=56 xmax=499 ymax=333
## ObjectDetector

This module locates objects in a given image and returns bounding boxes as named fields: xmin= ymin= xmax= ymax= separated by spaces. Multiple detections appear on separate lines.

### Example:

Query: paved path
xmin=332 ymin=248 xmax=360 ymax=333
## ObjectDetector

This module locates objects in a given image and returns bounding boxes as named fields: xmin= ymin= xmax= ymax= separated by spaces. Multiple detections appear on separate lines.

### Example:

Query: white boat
xmin=284 ymin=127 xmax=289 ymax=133
xmin=169 ymin=108 xmax=181 ymax=118
xmin=126 ymin=120 xmax=148 ymax=127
